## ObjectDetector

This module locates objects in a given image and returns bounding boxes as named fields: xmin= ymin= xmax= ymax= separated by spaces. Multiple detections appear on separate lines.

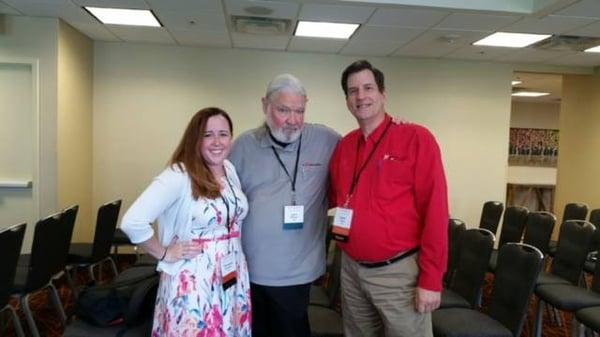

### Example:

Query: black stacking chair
xmin=549 ymin=202 xmax=589 ymax=257
xmin=534 ymin=247 xmax=600 ymax=337
xmin=489 ymin=206 xmax=529 ymax=272
xmin=12 ymin=212 xmax=69 ymax=337
xmin=308 ymin=244 xmax=343 ymax=337
xmin=479 ymin=201 xmax=504 ymax=236
xmin=536 ymin=220 xmax=596 ymax=287
xmin=522 ymin=211 xmax=556 ymax=257
xmin=0 ymin=223 xmax=27 ymax=337
xmin=67 ymin=199 xmax=122 ymax=282
xmin=433 ymin=243 xmax=543 ymax=337
xmin=444 ymin=218 xmax=466 ymax=286
xmin=584 ymin=209 xmax=600 ymax=275
xmin=441 ymin=228 xmax=494 ymax=309
xmin=575 ymin=306 xmax=600 ymax=335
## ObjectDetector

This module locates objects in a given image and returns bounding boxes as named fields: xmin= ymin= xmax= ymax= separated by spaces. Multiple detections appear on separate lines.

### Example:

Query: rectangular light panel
xmin=85 ymin=7 xmax=161 ymax=27
xmin=295 ymin=21 xmax=359 ymax=39
xmin=474 ymin=32 xmax=551 ymax=48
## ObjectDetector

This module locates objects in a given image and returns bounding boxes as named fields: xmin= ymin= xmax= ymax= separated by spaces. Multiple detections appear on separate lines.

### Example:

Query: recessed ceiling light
xmin=473 ymin=32 xmax=551 ymax=48
xmin=512 ymin=91 xmax=550 ymax=97
xmin=84 ymin=7 xmax=161 ymax=27
xmin=511 ymin=80 xmax=522 ymax=86
xmin=295 ymin=21 xmax=359 ymax=39
xmin=584 ymin=45 xmax=600 ymax=53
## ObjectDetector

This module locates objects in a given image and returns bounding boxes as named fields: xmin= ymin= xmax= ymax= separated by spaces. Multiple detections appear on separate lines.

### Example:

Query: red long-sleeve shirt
xmin=329 ymin=114 xmax=449 ymax=291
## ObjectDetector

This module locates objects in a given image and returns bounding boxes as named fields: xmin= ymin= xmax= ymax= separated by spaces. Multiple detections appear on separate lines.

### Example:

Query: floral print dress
xmin=151 ymin=173 xmax=251 ymax=337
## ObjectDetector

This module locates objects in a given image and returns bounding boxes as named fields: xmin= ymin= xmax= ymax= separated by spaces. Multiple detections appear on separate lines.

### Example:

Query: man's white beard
xmin=266 ymin=119 xmax=302 ymax=143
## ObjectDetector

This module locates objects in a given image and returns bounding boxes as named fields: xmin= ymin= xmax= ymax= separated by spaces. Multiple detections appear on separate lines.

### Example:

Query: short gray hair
xmin=265 ymin=73 xmax=307 ymax=102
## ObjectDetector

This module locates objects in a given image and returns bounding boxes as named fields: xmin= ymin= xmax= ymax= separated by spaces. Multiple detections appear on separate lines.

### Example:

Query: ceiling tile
xmin=67 ymin=21 xmax=121 ymax=41
xmin=225 ymin=0 xmax=299 ymax=20
xmin=445 ymin=45 xmax=513 ymax=61
xmin=231 ymin=33 xmax=289 ymax=50
xmin=545 ymin=51 xmax=600 ymax=66
xmin=503 ymin=15 xmax=597 ymax=34
xmin=5 ymin=0 xmax=92 ymax=23
xmin=146 ymin=0 xmax=222 ymax=13
xmin=554 ymin=0 xmax=600 ymax=19
xmin=106 ymin=26 xmax=176 ymax=44
xmin=340 ymin=39 xmax=402 ymax=56
xmin=368 ymin=7 xmax=448 ymax=28
xmin=494 ymin=48 xmax=573 ymax=63
xmin=155 ymin=9 xmax=226 ymax=32
xmin=567 ymin=21 xmax=600 ymax=38
xmin=0 ymin=1 xmax=21 ymax=15
xmin=72 ymin=0 xmax=149 ymax=9
xmin=298 ymin=4 xmax=374 ymax=24
xmin=394 ymin=29 xmax=488 ymax=58
xmin=170 ymin=29 xmax=231 ymax=47
xmin=352 ymin=25 xmax=422 ymax=42
xmin=287 ymin=36 xmax=346 ymax=53
xmin=434 ymin=12 xmax=521 ymax=32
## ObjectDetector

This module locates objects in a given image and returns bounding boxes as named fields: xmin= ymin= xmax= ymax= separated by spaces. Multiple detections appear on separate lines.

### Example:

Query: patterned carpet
xmin=0 ymin=257 xmax=590 ymax=337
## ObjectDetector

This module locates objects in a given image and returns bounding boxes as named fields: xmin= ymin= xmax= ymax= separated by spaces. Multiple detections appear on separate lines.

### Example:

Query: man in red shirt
xmin=329 ymin=60 xmax=449 ymax=337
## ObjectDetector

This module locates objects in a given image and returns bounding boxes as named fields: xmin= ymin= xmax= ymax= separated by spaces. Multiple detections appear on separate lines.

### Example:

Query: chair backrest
xmin=588 ymin=209 xmax=600 ymax=252
xmin=91 ymin=200 xmax=122 ymax=261
xmin=591 ymin=251 xmax=600 ymax=293
xmin=444 ymin=218 xmax=466 ymax=286
xmin=522 ymin=211 xmax=556 ymax=256
xmin=26 ymin=212 xmax=64 ymax=291
xmin=479 ymin=201 xmax=504 ymax=235
xmin=49 ymin=204 xmax=79 ymax=276
xmin=563 ymin=202 xmax=589 ymax=222
xmin=449 ymin=228 xmax=495 ymax=308
xmin=0 ymin=223 xmax=27 ymax=307
xmin=490 ymin=243 xmax=543 ymax=337
xmin=498 ymin=206 xmax=529 ymax=247
xmin=552 ymin=220 xmax=596 ymax=285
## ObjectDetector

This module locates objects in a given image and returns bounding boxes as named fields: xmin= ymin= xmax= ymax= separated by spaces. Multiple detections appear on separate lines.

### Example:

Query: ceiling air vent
xmin=530 ymin=34 xmax=600 ymax=52
xmin=231 ymin=15 xmax=291 ymax=35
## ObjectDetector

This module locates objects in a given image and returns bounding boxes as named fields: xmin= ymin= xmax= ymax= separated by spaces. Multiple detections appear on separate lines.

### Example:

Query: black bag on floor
xmin=75 ymin=265 xmax=159 ymax=328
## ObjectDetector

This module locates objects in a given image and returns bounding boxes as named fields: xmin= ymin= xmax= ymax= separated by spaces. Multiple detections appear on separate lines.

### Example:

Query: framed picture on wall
xmin=508 ymin=128 xmax=559 ymax=167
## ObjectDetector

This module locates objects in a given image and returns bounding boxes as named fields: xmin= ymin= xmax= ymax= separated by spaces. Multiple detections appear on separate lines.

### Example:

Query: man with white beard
xmin=229 ymin=74 xmax=340 ymax=337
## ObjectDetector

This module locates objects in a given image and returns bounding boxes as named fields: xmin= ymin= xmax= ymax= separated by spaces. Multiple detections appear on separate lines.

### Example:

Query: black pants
xmin=251 ymin=282 xmax=311 ymax=337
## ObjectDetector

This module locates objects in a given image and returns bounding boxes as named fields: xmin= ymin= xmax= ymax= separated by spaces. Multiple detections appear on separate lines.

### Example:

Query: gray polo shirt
xmin=229 ymin=123 xmax=340 ymax=286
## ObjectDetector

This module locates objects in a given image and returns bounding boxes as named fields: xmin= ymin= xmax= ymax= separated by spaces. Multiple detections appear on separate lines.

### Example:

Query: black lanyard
xmin=220 ymin=172 xmax=238 ymax=234
xmin=346 ymin=120 xmax=393 ymax=206
xmin=271 ymin=134 xmax=302 ymax=204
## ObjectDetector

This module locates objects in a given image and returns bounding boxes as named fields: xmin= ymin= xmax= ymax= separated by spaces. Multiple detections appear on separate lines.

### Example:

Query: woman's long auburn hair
xmin=169 ymin=107 xmax=233 ymax=200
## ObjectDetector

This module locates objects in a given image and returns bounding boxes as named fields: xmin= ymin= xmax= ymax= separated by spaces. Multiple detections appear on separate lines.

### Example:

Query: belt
xmin=357 ymin=248 xmax=420 ymax=268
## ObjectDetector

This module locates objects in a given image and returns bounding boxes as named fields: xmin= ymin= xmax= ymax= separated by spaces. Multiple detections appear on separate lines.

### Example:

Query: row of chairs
xmin=444 ymin=203 xmax=600 ymax=336
xmin=0 ymin=200 xmax=122 ymax=337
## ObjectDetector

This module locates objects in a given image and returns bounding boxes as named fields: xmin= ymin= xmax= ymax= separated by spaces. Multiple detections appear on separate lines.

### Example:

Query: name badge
xmin=283 ymin=205 xmax=304 ymax=230
xmin=221 ymin=253 xmax=237 ymax=290
xmin=331 ymin=207 xmax=353 ymax=242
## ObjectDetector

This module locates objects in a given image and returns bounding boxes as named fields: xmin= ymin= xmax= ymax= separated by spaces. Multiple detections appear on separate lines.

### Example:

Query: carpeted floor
xmin=0 ymin=257 xmax=591 ymax=337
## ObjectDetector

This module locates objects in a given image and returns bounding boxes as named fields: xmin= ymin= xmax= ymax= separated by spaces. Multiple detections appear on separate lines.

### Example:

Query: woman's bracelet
xmin=160 ymin=246 xmax=168 ymax=261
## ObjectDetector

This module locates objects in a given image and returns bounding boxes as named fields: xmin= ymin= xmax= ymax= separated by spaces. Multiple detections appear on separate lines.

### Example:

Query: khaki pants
xmin=341 ymin=252 xmax=433 ymax=337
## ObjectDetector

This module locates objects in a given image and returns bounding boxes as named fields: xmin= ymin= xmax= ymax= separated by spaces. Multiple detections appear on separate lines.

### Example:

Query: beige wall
xmin=57 ymin=21 xmax=94 ymax=242
xmin=0 ymin=16 xmax=58 ymax=251
xmin=555 ymin=72 xmax=600 ymax=232
xmin=93 ymin=42 xmax=513 ymax=227
xmin=511 ymin=101 xmax=560 ymax=129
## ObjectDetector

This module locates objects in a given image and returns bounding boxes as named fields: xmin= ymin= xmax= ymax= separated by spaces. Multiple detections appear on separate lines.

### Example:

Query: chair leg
xmin=21 ymin=294 xmax=41 ymax=337
xmin=64 ymin=266 xmax=79 ymax=298
xmin=48 ymin=282 xmax=67 ymax=326
xmin=534 ymin=299 xmax=544 ymax=337
xmin=7 ymin=305 xmax=25 ymax=337
xmin=107 ymin=256 xmax=119 ymax=277
xmin=88 ymin=263 xmax=96 ymax=281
